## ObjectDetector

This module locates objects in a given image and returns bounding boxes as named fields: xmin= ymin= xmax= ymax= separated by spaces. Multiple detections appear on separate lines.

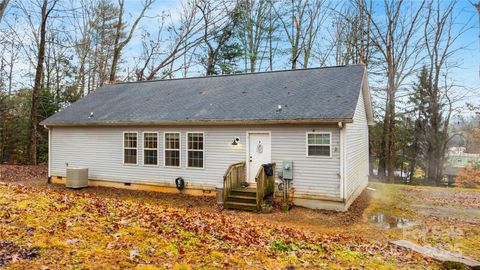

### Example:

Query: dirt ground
xmin=1 ymin=165 xmax=479 ymax=268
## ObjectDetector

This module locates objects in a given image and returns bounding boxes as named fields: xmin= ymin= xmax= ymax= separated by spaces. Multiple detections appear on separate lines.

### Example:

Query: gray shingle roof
xmin=41 ymin=65 xmax=366 ymax=126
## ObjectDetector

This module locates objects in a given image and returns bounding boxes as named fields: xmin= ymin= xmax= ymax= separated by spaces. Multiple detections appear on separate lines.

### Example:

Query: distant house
xmin=41 ymin=65 xmax=374 ymax=211
xmin=444 ymin=148 xmax=480 ymax=183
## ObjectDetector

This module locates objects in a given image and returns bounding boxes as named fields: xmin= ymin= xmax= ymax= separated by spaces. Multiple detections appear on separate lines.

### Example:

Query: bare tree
xmin=237 ymin=0 xmax=270 ymax=72
xmin=70 ymin=0 xmax=94 ymax=97
xmin=197 ymin=0 xmax=242 ymax=75
xmin=0 ymin=0 xmax=9 ymax=23
xmin=273 ymin=0 xmax=324 ymax=69
xmin=0 ymin=25 xmax=20 ymax=95
xmin=470 ymin=1 xmax=480 ymax=78
xmin=421 ymin=0 xmax=468 ymax=184
xmin=136 ymin=2 xmax=204 ymax=80
xmin=267 ymin=0 xmax=279 ymax=71
xmin=28 ymin=0 xmax=58 ymax=164
xmin=109 ymin=0 xmax=155 ymax=82
xmin=361 ymin=0 xmax=425 ymax=182
xmin=329 ymin=3 xmax=371 ymax=66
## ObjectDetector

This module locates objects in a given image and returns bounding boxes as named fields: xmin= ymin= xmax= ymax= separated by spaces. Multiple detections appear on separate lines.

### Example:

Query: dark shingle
xmin=41 ymin=65 xmax=366 ymax=126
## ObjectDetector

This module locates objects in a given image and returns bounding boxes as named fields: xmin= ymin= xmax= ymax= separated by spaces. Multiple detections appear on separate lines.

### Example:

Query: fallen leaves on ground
xmin=0 ymin=240 xmax=40 ymax=267
xmin=0 ymin=183 xmax=436 ymax=269
xmin=0 ymin=165 xmax=47 ymax=183
xmin=401 ymin=187 xmax=480 ymax=208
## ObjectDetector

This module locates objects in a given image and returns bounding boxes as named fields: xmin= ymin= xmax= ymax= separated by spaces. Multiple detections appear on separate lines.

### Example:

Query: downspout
xmin=338 ymin=121 xmax=346 ymax=201
xmin=45 ymin=125 xmax=51 ymax=183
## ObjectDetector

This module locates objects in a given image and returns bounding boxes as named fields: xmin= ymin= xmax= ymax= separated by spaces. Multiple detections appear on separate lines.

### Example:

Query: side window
xmin=307 ymin=132 xmax=331 ymax=157
xmin=187 ymin=132 xmax=204 ymax=168
xmin=143 ymin=132 xmax=158 ymax=165
xmin=124 ymin=132 xmax=138 ymax=164
xmin=164 ymin=132 xmax=180 ymax=167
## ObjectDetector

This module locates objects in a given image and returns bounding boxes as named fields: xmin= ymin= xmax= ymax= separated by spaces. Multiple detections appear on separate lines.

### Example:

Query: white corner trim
xmin=48 ymin=127 xmax=51 ymax=177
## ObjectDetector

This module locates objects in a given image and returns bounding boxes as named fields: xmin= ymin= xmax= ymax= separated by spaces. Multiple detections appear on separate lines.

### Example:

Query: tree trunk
xmin=207 ymin=55 xmax=215 ymax=76
xmin=109 ymin=0 xmax=124 ymax=82
xmin=28 ymin=0 xmax=50 ymax=165
xmin=377 ymin=123 xmax=387 ymax=179
xmin=206 ymin=48 xmax=216 ymax=76
xmin=378 ymin=91 xmax=391 ymax=180
xmin=268 ymin=2 xmax=273 ymax=71
xmin=8 ymin=48 xmax=14 ymax=95
xmin=386 ymin=72 xmax=396 ymax=183
xmin=0 ymin=0 xmax=9 ymax=23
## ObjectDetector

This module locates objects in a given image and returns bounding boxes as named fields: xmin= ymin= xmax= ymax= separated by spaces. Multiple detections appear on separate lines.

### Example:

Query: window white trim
xmin=163 ymin=131 xmax=181 ymax=168
xmin=306 ymin=132 xmax=332 ymax=158
xmin=142 ymin=131 xmax=159 ymax=166
xmin=123 ymin=131 xmax=138 ymax=165
xmin=186 ymin=131 xmax=205 ymax=169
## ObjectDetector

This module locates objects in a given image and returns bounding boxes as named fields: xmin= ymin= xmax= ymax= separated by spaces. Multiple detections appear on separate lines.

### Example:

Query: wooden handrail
xmin=255 ymin=163 xmax=276 ymax=211
xmin=223 ymin=161 xmax=246 ymax=203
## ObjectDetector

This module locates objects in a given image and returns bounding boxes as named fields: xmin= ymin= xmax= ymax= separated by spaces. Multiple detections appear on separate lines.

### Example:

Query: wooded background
xmin=0 ymin=0 xmax=479 ymax=185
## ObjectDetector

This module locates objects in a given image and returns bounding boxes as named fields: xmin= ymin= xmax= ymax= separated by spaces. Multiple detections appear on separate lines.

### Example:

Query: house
xmin=444 ymin=150 xmax=480 ymax=184
xmin=41 ymin=65 xmax=374 ymax=211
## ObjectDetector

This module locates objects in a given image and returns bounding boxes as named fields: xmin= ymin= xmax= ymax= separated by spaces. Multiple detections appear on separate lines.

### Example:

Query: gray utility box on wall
xmin=66 ymin=168 xmax=89 ymax=189
xmin=282 ymin=161 xmax=293 ymax=180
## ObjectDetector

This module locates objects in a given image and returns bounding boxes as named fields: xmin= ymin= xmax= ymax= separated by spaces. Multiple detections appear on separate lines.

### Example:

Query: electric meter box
xmin=282 ymin=161 xmax=293 ymax=180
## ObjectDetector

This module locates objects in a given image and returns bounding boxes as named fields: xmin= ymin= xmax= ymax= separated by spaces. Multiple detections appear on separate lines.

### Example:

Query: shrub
xmin=455 ymin=166 xmax=480 ymax=188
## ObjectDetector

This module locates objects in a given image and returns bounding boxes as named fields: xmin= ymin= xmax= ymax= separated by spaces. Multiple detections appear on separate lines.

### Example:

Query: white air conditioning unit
xmin=66 ymin=167 xmax=89 ymax=189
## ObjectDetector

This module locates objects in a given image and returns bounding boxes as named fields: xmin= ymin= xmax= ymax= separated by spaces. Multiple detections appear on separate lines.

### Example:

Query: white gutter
xmin=40 ymin=118 xmax=354 ymax=127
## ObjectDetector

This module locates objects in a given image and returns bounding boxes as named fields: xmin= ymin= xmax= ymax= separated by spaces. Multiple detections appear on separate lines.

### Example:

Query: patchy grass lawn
xmin=366 ymin=183 xmax=480 ymax=261
xmin=0 ymin=182 xmax=435 ymax=269
xmin=1 ymin=165 xmax=478 ymax=269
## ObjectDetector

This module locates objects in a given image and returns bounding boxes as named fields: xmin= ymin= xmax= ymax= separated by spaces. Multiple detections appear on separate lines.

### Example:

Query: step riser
xmin=230 ymin=191 xmax=256 ymax=197
xmin=224 ymin=203 xmax=257 ymax=211
xmin=226 ymin=197 xmax=256 ymax=204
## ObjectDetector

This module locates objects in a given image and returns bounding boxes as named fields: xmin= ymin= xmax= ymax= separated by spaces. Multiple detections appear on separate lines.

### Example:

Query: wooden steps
xmin=224 ymin=188 xmax=257 ymax=211
xmin=222 ymin=162 xmax=274 ymax=212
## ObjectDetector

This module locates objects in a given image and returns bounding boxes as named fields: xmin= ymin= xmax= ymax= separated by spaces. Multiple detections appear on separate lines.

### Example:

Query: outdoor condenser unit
xmin=66 ymin=167 xmax=89 ymax=189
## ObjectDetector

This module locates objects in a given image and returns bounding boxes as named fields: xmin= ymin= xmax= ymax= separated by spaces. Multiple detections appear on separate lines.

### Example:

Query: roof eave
xmin=41 ymin=118 xmax=353 ymax=127
xmin=360 ymin=67 xmax=375 ymax=126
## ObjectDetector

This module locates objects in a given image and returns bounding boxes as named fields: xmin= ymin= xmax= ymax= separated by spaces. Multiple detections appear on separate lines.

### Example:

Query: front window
xmin=307 ymin=132 xmax=331 ymax=157
xmin=164 ymin=132 xmax=180 ymax=167
xmin=124 ymin=132 xmax=138 ymax=164
xmin=143 ymin=132 xmax=158 ymax=165
xmin=187 ymin=132 xmax=204 ymax=168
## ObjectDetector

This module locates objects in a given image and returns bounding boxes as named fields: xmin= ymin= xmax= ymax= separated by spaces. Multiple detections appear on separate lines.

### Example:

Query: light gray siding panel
xmin=51 ymin=125 xmax=341 ymax=198
xmin=345 ymin=90 xmax=369 ymax=198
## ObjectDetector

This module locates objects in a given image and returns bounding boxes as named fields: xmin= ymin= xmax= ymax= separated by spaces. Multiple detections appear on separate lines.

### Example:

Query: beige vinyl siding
xmin=51 ymin=125 xmax=341 ymax=198
xmin=345 ymin=90 xmax=369 ymax=198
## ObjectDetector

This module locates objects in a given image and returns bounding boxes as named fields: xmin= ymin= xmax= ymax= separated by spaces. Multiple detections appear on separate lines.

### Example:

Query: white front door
xmin=248 ymin=132 xmax=271 ymax=183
